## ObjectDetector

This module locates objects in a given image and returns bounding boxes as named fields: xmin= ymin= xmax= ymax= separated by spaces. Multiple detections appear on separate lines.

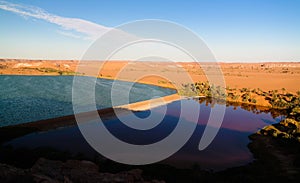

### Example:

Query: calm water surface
xmin=2 ymin=99 xmax=283 ymax=170
xmin=0 ymin=75 xmax=175 ymax=127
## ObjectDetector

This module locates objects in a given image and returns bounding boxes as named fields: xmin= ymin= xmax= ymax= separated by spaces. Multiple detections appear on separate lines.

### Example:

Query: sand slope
xmin=1 ymin=59 xmax=299 ymax=93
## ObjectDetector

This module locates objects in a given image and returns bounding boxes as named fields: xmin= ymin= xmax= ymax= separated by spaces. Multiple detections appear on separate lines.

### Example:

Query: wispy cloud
xmin=56 ymin=30 xmax=84 ymax=39
xmin=0 ymin=0 xmax=111 ymax=40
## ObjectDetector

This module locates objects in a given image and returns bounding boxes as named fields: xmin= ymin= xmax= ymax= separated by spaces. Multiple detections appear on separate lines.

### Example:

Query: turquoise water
xmin=0 ymin=75 xmax=175 ymax=127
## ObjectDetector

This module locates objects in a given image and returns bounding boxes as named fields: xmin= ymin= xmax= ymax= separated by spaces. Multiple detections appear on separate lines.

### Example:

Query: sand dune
xmin=1 ymin=59 xmax=299 ymax=93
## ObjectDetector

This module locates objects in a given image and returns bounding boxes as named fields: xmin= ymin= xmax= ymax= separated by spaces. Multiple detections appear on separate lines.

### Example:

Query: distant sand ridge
xmin=1 ymin=59 xmax=300 ymax=94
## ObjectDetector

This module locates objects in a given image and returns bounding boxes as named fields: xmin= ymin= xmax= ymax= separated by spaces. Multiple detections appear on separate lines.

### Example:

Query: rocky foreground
xmin=248 ymin=117 xmax=300 ymax=180
xmin=260 ymin=118 xmax=300 ymax=142
xmin=0 ymin=158 xmax=164 ymax=183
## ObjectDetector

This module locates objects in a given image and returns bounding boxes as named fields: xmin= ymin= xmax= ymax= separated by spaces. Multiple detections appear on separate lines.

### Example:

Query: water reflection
xmin=1 ymin=99 xmax=283 ymax=171
xmin=198 ymin=97 xmax=286 ymax=119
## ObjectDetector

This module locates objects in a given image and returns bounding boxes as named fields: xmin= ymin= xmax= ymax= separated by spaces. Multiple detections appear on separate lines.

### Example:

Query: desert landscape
xmin=1 ymin=59 xmax=299 ymax=93
xmin=1 ymin=59 xmax=300 ymax=182
xmin=1 ymin=59 xmax=299 ymax=108
xmin=1 ymin=0 xmax=300 ymax=182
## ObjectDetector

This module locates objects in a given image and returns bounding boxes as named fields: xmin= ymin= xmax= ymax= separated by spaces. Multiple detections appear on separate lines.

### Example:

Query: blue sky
xmin=0 ymin=0 xmax=299 ymax=62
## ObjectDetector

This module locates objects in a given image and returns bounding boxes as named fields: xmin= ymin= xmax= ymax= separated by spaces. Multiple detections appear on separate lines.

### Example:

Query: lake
xmin=1 ymin=98 xmax=283 ymax=170
xmin=0 ymin=75 xmax=175 ymax=127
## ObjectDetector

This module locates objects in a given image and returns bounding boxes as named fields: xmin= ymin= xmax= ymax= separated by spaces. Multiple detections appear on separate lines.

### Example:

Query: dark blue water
xmin=0 ymin=75 xmax=175 ymax=127
xmin=2 ymin=99 xmax=283 ymax=170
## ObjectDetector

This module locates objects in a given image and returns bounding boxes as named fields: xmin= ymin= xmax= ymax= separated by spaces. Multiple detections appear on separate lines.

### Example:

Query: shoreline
xmin=0 ymin=74 xmax=179 ymax=130
xmin=117 ymin=93 xmax=181 ymax=111
xmin=0 ymin=93 xmax=181 ymax=132
xmin=0 ymin=73 xmax=288 ymax=132
xmin=1 ymin=73 xmax=288 ymax=109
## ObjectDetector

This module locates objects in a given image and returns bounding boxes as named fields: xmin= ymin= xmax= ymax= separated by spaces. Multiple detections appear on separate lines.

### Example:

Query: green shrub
xmin=251 ymin=98 xmax=257 ymax=103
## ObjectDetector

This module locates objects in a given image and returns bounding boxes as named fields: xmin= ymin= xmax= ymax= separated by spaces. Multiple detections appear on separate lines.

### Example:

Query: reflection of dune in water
xmin=3 ymin=99 xmax=282 ymax=171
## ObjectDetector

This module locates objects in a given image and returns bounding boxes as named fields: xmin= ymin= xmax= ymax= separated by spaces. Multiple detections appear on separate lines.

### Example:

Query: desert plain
xmin=1 ymin=59 xmax=299 ymax=93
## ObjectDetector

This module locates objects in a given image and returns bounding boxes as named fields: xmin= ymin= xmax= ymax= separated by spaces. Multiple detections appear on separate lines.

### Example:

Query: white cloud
xmin=0 ymin=0 xmax=111 ymax=40
xmin=56 ymin=30 xmax=84 ymax=39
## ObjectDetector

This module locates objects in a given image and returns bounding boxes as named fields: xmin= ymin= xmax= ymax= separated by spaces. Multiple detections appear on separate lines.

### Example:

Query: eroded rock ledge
xmin=0 ymin=158 xmax=165 ymax=183
xmin=259 ymin=118 xmax=300 ymax=142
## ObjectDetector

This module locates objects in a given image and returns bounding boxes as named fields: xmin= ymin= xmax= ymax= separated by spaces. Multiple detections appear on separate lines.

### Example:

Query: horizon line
xmin=0 ymin=58 xmax=299 ymax=64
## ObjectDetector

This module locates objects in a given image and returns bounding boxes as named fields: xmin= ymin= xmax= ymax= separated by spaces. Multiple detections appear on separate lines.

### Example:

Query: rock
xmin=259 ymin=118 xmax=300 ymax=141
xmin=1 ymin=158 xmax=165 ymax=183
xmin=31 ymin=158 xmax=64 ymax=181
xmin=280 ymin=118 xmax=300 ymax=128
xmin=291 ymin=106 xmax=300 ymax=116
xmin=0 ymin=163 xmax=32 ymax=183
xmin=260 ymin=125 xmax=281 ymax=137
xmin=280 ymin=118 xmax=300 ymax=134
